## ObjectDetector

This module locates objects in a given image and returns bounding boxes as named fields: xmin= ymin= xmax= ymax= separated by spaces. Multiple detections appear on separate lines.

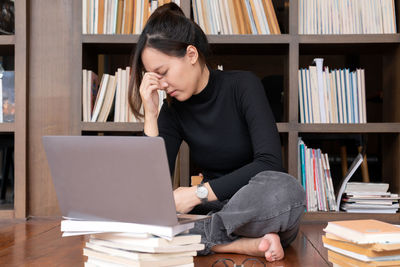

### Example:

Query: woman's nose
xmin=160 ymin=80 xmax=168 ymax=89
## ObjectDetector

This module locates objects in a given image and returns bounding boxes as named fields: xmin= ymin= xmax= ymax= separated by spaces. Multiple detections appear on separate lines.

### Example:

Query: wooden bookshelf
xmin=0 ymin=0 xmax=27 ymax=219
xmin=24 ymin=0 xmax=400 ymax=220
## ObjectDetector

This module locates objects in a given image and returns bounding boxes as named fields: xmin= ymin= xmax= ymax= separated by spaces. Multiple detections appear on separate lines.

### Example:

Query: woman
xmin=128 ymin=3 xmax=306 ymax=262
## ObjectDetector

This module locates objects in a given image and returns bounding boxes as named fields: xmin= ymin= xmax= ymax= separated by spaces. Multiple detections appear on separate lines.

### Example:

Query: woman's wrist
xmin=144 ymin=115 xmax=159 ymax=136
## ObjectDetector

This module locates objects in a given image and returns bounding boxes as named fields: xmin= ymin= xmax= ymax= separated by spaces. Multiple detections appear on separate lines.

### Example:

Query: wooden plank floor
xmin=0 ymin=217 xmax=331 ymax=266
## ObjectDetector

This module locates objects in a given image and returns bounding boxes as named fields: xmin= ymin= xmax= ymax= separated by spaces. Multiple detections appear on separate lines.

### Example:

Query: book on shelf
xmin=298 ymin=138 xmax=337 ymax=212
xmin=83 ymin=0 xmax=181 ymax=35
xmin=341 ymin=181 xmax=399 ymax=214
xmin=299 ymin=0 xmax=397 ymax=34
xmin=298 ymin=58 xmax=367 ymax=124
xmin=345 ymin=182 xmax=389 ymax=193
xmin=192 ymin=0 xmax=280 ymax=35
xmin=82 ymin=68 xmax=163 ymax=122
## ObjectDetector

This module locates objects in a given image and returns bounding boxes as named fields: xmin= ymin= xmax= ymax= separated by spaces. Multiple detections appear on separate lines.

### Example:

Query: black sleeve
xmin=157 ymin=100 xmax=183 ymax=176
xmin=208 ymin=72 xmax=284 ymax=200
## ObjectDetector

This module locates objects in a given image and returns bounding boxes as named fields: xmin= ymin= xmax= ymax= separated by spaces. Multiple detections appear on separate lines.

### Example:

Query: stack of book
xmin=298 ymin=138 xmax=337 ymax=212
xmin=299 ymin=0 xmax=397 ymax=34
xmin=298 ymin=58 xmax=367 ymax=124
xmin=341 ymin=182 xmax=400 ymax=214
xmin=82 ymin=68 xmax=165 ymax=122
xmin=61 ymin=219 xmax=203 ymax=267
xmin=83 ymin=0 xmax=181 ymax=34
xmin=192 ymin=0 xmax=280 ymax=35
xmin=323 ymin=219 xmax=400 ymax=267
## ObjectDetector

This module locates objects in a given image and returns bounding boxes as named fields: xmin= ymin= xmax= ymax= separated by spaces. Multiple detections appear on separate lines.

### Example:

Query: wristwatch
xmin=195 ymin=182 xmax=208 ymax=204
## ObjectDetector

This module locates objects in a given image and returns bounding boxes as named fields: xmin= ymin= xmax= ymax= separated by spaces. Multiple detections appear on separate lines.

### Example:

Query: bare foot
xmin=258 ymin=233 xmax=284 ymax=262
xmin=211 ymin=233 xmax=284 ymax=262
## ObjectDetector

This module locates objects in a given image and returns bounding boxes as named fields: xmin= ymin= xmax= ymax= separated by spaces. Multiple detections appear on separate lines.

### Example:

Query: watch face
xmin=196 ymin=185 xmax=208 ymax=199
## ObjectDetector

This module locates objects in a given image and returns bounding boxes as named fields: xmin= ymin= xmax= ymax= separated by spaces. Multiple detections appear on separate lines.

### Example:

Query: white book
xmin=83 ymin=0 xmax=88 ymax=34
xmin=309 ymin=66 xmax=320 ymax=123
xmin=254 ymin=0 xmax=268 ymax=34
xmin=339 ymin=69 xmax=347 ymax=123
xmin=217 ymin=0 xmax=228 ymax=34
xmin=85 ymin=257 xmax=194 ymax=267
xmin=329 ymin=71 xmax=338 ymax=123
xmin=135 ymin=0 xmax=143 ymax=34
xmin=213 ymin=0 xmax=222 ymax=34
xmin=84 ymin=248 xmax=194 ymax=267
xmin=85 ymin=242 xmax=197 ymax=260
xmin=61 ymin=219 xmax=195 ymax=239
xmin=88 ymin=238 xmax=204 ymax=253
xmin=114 ymin=68 xmax=122 ymax=122
xmin=90 ymin=233 xmax=201 ymax=247
xmin=323 ymin=67 xmax=330 ymax=123
xmin=301 ymin=69 xmax=310 ymax=123
xmin=360 ymin=69 xmax=367 ymax=122
xmin=333 ymin=70 xmax=342 ymax=123
xmin=82 ymin=70 xmax=88 ymax=122
xmin=196 ymin=0 xmax=206 ymax=34
xmin=351 ymin=71 xmax=358 ymax=123
xmin=345 ymin=69 xmax=352 ymax=123
xmin=314 ymin=58 xmax=326 ymax=123
xmin=298 ymin=70 xmax=304 ymax=123
xmin=120 ymin=69 xmax=127 ymax=122
xmin=305 ymin=68 xmax=313 ymax=123
xmin=103 ymin=0 xmax=108 ymax=34
xmin=94 ymin=0 xmax=98 ymax=34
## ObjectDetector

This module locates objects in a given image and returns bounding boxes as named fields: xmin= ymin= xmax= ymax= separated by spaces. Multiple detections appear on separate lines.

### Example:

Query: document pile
xmin=323 ymin=219 xmax=400 ymax=267
xmin=61 ymin=219 xmax=204 ymax=267
xmin=341 ymin=182 xmax=400 ymax=214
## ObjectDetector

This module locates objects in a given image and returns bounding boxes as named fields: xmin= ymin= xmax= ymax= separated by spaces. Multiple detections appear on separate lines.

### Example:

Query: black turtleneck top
xmin=158 ymin=69 xmax=284 ymax=201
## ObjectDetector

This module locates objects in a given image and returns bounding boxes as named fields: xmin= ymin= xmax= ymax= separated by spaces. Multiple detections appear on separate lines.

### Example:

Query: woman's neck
xmin=194 ymin=65 xmax=210 ymax=95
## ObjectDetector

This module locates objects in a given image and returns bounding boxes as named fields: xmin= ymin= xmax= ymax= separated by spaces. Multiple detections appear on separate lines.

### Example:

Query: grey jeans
xmin=189 ymin=171 xmax=306 ymax=255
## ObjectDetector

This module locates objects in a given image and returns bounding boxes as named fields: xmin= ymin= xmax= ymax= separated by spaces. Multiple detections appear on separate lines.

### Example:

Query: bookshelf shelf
xmin=302 ymin=211 xmax=400 ymax=223
xmin=296 ymin=123 xmax=400 ymax=133
xmin=81 ymin=122 xmax=144 ymax=132
xmin=83 ymin=34 xmax=140 ymax=44
xmin=0 ymin=35 xmax=15 ymax=45
xmin=207 ymin=34 xmax=291 ymax=44
xmin=299 ymin=34 xmax=400 ymax=44
xmin=82 ymin=122 xmax=291 ymax=134
xmin=0 ymin=123 xmax=15 ymax=133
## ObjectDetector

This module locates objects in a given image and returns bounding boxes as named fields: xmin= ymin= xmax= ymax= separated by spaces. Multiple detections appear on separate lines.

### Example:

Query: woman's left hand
xmin=173 ymin=187 xmax=201 ymax=214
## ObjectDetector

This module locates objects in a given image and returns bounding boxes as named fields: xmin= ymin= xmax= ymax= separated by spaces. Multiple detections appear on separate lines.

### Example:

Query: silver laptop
xmin=42 ymin=135 xmax=208 ymax=226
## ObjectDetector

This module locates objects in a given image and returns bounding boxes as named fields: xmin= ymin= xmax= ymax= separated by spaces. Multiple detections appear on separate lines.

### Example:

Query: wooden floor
xmin=0 ymin=217 xmax=331 ymax=266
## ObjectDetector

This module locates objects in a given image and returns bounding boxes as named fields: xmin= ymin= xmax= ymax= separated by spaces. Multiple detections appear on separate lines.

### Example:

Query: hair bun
xmin=152 ymin=2 xmax=185 ymax=17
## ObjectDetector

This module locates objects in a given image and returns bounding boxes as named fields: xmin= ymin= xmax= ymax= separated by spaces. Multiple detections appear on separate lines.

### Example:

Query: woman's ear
xmin=186 ymin=45 xmax=199 ymax=65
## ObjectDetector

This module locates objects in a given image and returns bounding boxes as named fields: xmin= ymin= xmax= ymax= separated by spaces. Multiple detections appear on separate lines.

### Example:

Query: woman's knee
xmin=249 ymin=171 xmax=306 ymax=207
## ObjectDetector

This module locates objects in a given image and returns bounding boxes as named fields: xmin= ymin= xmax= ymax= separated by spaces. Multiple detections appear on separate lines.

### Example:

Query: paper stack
xmin=341 ymin=182 xmax=400 ymax=214
xmin=61 ymin=219 xmax=204 ymax=267
xmin=323 ymin=219 xmax=400 ymax=267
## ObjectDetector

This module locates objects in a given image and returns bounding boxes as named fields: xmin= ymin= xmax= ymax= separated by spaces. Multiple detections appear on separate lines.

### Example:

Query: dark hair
xmin=128 ymin=3 xmax=210 ymax=119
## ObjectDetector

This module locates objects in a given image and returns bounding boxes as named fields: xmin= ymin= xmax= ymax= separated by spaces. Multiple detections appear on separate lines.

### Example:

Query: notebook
xmin=42 ymin=135 xmax=209 ymax=226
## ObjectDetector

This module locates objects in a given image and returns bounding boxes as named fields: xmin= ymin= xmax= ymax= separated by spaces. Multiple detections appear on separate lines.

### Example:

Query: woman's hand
xmin=173 ymin=186 xmax=201 ymax=214
xmin=139 ymin=72 xmax=163 ymax=119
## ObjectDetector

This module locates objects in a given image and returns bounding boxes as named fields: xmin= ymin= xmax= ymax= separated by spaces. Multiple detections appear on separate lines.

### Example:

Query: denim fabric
xmin=189 ymin=171 xmax=306 ymax=255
